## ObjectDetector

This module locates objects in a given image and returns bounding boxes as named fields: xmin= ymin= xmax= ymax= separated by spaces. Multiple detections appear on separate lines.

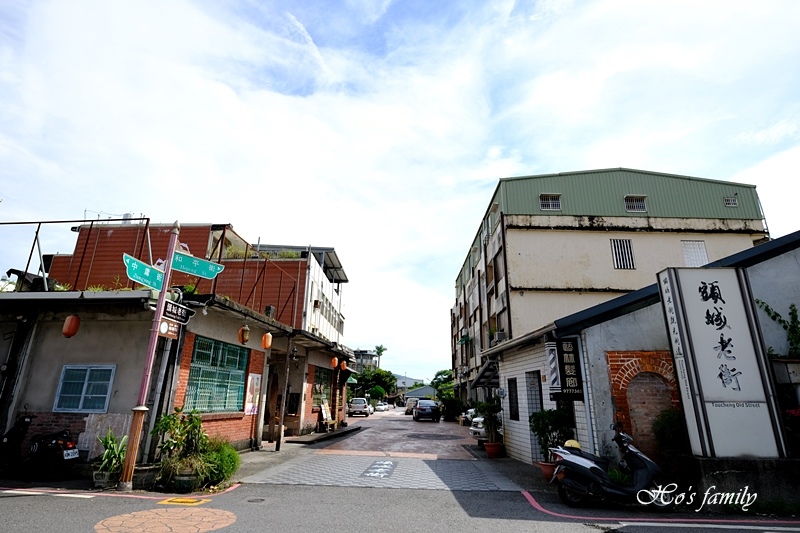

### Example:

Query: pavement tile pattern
xmin=241 ymin=453 xmax=521 ymax=491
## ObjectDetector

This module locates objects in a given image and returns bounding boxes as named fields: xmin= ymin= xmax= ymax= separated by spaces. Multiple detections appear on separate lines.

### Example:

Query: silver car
xmin=347 ymin=397 xmax=370 ymax=417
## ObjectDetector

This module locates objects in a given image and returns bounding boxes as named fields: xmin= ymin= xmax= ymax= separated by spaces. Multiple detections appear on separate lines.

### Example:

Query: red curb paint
xmin=520 ymin=491 xmax=800 ymax=525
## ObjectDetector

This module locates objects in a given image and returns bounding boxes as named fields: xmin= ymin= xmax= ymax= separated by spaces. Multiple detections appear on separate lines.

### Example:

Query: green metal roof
xmin=494 ymin=168 xmax=763 ymax=220
xmin=454 ymin=168 xmax=766 ymax=291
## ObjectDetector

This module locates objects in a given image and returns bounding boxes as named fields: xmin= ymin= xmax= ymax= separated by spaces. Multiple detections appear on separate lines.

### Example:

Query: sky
xmin=1 ymin=0 xmax=799 ymax=383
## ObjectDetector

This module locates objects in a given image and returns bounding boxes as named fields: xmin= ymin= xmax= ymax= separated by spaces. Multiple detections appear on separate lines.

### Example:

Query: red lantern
xmin=261 ymin=332 xmax=273 ymax=350
xmin=331 ymin=357 xmax=338 ymax=369
xmin=238 ymin=324 xmax=250 ymax=345
xmin=62 ymin=315 xmax=80 ymax=338
xmin=339 ymin=360 xmax=347 ymax=371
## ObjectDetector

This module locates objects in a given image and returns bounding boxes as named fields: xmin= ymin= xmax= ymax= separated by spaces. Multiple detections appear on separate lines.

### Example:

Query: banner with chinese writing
xmin=657 ymin=267 xmax=786 ymax=458
xmin=547 ymin=338 xmax=583 ymax=401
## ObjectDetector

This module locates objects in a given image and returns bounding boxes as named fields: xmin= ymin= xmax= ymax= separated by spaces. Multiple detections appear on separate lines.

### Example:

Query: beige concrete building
xmin=452 ymin=168 xmax=769 ymax=402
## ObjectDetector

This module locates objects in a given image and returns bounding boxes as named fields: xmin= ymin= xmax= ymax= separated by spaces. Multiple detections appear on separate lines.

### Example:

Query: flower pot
xmin=93 ymin=470 xmax=119 ymax=489
xmin=173 ymin=471 xmax=201 ymax=493
xmin=536 ymin=461 xmax=557 ymax=482
xmin=484 ymin=441 xmax=505 ymax=458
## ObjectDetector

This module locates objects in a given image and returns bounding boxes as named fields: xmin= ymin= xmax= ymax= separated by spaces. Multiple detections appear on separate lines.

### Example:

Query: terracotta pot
xmin=484 ymin=441 xmax=505 ymax=459
xmin=536 ymin=461 xmax=557 ymax=481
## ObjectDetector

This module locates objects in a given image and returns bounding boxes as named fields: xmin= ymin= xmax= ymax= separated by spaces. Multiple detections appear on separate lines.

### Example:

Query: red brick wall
xmin=171 ymin=331 xmax=265 ymax=449
xmin=606 ymin=350 xmax=679 ymax=458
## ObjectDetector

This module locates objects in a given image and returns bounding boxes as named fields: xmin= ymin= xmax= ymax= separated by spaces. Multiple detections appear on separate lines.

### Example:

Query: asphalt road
xmin=1 ymin=408 xmax=799 ymax=532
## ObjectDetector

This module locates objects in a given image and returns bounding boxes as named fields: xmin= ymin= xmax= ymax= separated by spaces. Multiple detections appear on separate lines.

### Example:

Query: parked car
xmin=375 ymin=402 xmax=389 ymax=412
xmin=404 ymin=397 xmax=419 ymax=415
xmin=412 ymin=399 xmax=441 ymax=422
xmin=470 ymin=416 xmax=503 ymax=440
xmin=347 ymin=397 xmax=370 ymax=417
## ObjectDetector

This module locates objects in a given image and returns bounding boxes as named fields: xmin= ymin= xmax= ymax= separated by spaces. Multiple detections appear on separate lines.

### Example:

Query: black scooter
xmin=549 ymin=422 xmax=673 ymax=511
xmin=24 ymin=427 xmax=80 ymax=478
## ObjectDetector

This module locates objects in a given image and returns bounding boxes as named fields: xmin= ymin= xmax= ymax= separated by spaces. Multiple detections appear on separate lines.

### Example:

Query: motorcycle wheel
xmin=645 ymin=480 xmax=676 ymax=512
xmin=557 ymin=482 xmax=590 ymax=507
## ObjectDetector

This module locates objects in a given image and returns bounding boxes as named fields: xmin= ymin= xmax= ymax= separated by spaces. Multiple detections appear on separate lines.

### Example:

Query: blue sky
xmin=1 ymin=0 xmax=799 ymax=382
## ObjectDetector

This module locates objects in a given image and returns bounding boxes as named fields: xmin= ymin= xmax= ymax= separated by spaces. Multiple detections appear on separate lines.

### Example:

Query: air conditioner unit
xmin=495 ymin=331 xmax=506 ymax=342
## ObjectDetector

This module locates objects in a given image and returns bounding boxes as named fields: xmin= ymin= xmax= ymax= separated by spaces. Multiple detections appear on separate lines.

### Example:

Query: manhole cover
xmin=405 ymin=433 xmax=462 ymax=440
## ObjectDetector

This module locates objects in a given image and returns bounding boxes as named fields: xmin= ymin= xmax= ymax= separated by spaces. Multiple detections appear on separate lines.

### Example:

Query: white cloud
xmin=2 ymin=0 xmax=800 ymax=380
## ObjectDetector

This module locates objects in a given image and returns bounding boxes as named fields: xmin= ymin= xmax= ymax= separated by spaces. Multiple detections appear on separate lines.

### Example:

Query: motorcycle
xmin=24 ymin=427 xmax=80 ymax=478
xmin=0 ymin=413 xmax=35 ymax=474
xmin=549 ymin=422 xmax=673 ymax=511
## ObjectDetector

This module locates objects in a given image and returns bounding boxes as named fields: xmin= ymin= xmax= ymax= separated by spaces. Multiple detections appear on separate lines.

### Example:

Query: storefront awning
xmin=470 ymin=359 xmax=499 ymax=389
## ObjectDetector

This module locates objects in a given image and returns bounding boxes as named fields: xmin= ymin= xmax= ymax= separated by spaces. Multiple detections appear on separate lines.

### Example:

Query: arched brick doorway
xmin=607 ymin=350 xmax=679 ymax=462
xmin=626 ymin=372 xmax=673 ymax=459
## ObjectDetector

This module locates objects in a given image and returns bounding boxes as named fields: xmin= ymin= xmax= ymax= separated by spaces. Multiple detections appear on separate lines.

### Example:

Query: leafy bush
xmin=440 ymin=398 xmax=464 ymax=422
xmin=652 ymin=408 xmax=690 ymax=456
xmin=203 ymin=437 xmax=241 ymax=487
xmin=528 ymin=407 xmax=573 ymax=459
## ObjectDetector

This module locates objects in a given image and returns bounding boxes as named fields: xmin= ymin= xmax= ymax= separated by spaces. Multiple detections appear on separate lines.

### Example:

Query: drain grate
xmin=405 ymin=433 xmax=462 ymax=441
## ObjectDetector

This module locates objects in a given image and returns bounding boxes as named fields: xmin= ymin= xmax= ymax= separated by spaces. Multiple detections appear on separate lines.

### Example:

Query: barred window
xmin=624 ymin=195 xmax=647 ymax=212
xmin=611 ymin=239 xmax=636 ymax=269
xmin=539 ymin=194 xmax=562 ymax=211
xmin=312 ymin=367 xmax=332 ymax=407
xmin=185 ymin=336 xmax=249 ymax=413
xmin=682 ymin=240 xmax=709 ymax=267
xmin=54 ymin=365 xmax=116 ymax=413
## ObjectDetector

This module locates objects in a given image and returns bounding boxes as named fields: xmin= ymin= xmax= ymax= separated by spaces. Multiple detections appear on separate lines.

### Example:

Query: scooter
xmin=24 ymin=427 xmax=80 ymax=478
xmin=0 ymin=413 xmax=35 ymax=474
xmin=549 ymin=422 xmax=673 ymax=511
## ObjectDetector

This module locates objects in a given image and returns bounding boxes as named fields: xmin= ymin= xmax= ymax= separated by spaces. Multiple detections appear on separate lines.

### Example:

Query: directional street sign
xmin=171 ymin=251 xmax=225 ymax=280
xmin=123 ymin=253 xmax=164 ymax=291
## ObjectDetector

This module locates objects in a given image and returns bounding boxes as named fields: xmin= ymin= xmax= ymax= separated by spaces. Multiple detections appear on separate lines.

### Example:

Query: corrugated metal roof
xmin=497 ymin=168 xmax=762 ymax=220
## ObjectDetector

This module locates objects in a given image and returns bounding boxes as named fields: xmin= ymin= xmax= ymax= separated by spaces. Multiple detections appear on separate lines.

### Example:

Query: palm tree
xmin=375 ymin=345 xmax=387 ymax=369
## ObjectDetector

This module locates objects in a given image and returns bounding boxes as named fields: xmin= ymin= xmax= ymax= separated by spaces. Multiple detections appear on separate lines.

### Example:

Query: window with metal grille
xmin=724 ymin=197 xmax=738 ymax=207
xmin=610 ymin=239 xmax=636 ymax=269
xmin=312 ymin=367 xmax=332 ymax=407
xmin=682 ymin=240 xmax=709 ymax=267
xmin=624 ymin=195 xmax=647 ymax=212
xmin=507 ymin=378 xmax=519 ymax=421
xmin=185 ymin=336 xmax=248 ymax=413
xmin=54 ymin=365 xmax=116 ymax=412
xmin=539 ymin=194 xmax=562 ymax=211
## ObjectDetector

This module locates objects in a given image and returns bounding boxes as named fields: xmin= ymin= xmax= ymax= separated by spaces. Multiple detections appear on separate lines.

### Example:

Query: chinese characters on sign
xmin=547 ymin=339 xmax=584 ymax=401
xmin=657 ymin=267 xmax=784 ymax=458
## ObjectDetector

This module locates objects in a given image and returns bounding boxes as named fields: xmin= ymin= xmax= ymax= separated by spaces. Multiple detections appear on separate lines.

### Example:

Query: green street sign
xmin=123 ymin=253 xmax=164 ymax=291
xmin=171 ymin=251 xmax=225 ymax=279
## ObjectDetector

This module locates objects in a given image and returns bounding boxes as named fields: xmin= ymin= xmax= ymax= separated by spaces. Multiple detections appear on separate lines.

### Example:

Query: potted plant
xmin=151 ymin=407 xmax=211 ymax=493
xmin=476 ymin=397 xmax=504 ymax=458
xmin=93 ymin=427 xmax=128 ymax=489
xmin=528 ymin=407 xmax=573 ymax=480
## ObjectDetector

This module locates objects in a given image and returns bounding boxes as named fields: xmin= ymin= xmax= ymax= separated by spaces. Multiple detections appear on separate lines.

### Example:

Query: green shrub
xmin=652 ymin=408 xmax=690 ymax=456
xmin=203 ymin=438 xmax=241 ymax=486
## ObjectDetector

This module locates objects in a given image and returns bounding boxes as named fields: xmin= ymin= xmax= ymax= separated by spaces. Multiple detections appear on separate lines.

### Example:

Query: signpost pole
xmin=119 ymin=221 xmax=180 ymax=491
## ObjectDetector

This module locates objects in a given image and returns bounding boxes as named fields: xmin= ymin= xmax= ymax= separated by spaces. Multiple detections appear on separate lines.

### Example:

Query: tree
xmin=430 ymin=369 xmax=454 ymax=400
xmin=369 ymin=385 xmax=386 ymax=400
xmin=375 ymin=345 xmax=387 ymax=368
xmin=355 ymin=367 xmax=396 ymax=397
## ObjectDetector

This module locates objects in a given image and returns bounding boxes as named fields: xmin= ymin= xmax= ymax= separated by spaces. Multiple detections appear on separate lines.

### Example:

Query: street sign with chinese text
xmin=123 ymin=253 xmax=164 ymax=291
xmin=158 ymin=317 xmax=180 ymax=339
xmin=163 ymin=300 xmax=195 ymax=325
xmin=171 ymin=251 xmax=225 ymax=279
